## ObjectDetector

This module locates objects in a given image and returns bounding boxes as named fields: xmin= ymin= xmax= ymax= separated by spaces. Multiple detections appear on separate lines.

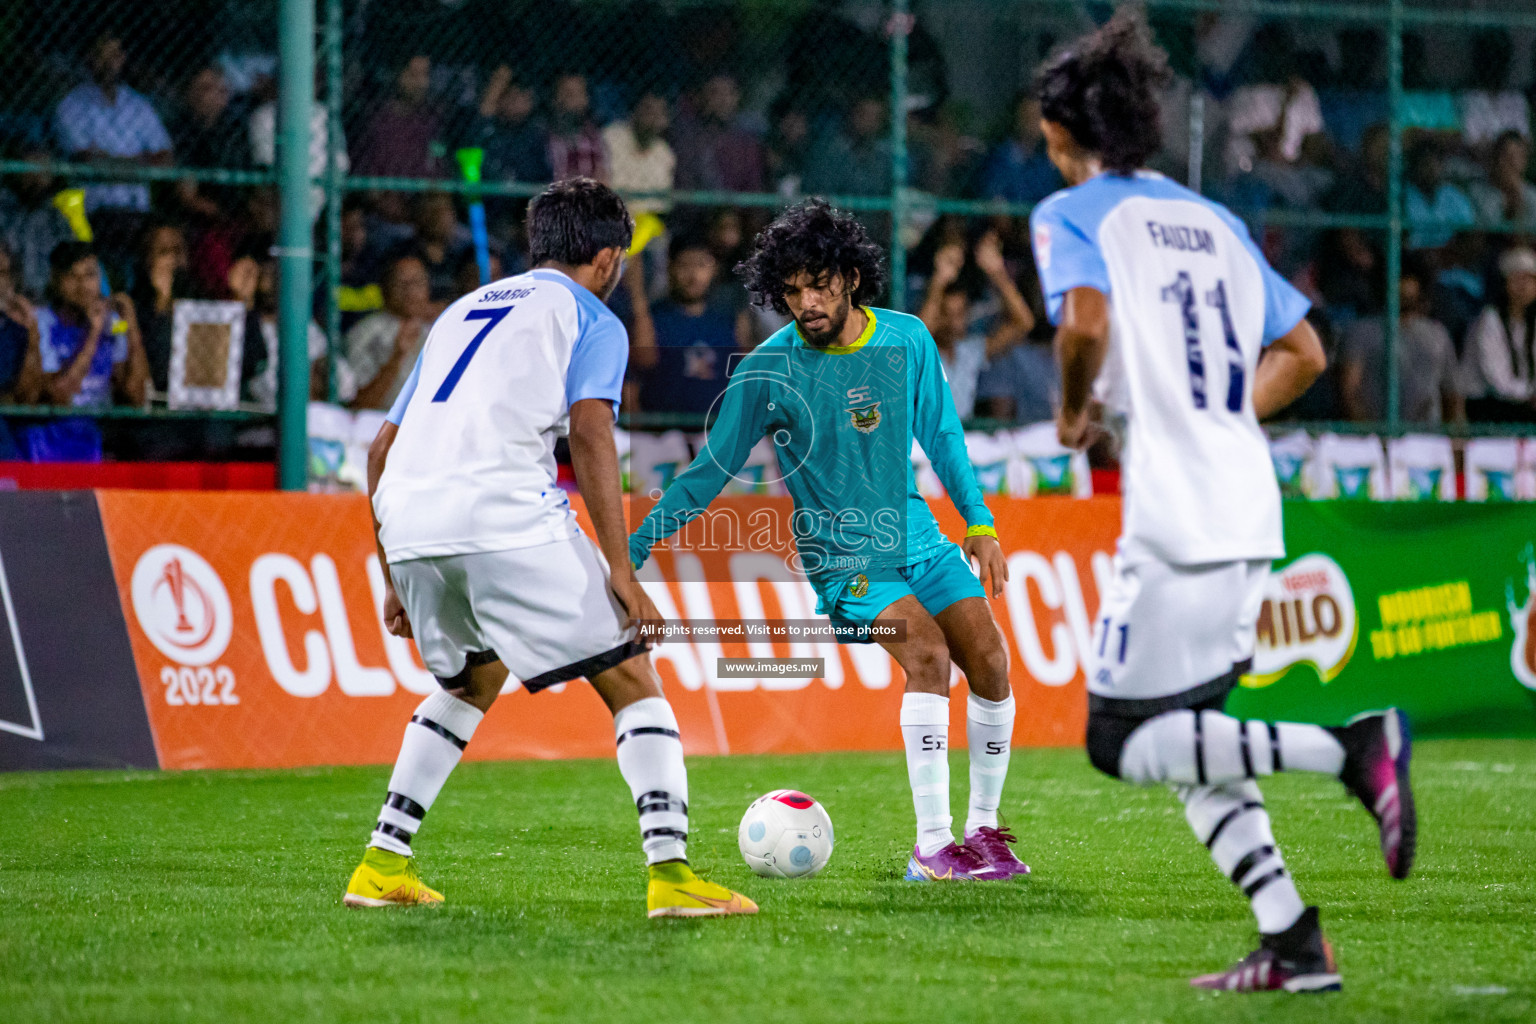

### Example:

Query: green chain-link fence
xmin=6 ymin=0 xmax=1536 ymax=483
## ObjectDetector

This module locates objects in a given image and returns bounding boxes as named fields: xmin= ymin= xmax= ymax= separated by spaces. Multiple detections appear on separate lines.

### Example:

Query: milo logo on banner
xmin=1506 ymin=546 xmax=1536 ymax=692
xmin=1247 ymin=554 xmax=1358 ymax=687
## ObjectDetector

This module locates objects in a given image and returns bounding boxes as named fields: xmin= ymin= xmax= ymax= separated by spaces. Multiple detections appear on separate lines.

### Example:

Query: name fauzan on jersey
xmin=1146 ymin=221 xmax=1216 ymax=256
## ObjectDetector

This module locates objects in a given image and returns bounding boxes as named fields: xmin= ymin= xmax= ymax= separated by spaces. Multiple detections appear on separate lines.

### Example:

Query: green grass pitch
xmin=3 ymin=741 xmax=1534 ymax=1023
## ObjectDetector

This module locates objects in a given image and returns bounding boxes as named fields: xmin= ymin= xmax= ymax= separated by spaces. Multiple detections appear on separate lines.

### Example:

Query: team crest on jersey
xmin=848 ymin=402 xmax=882 ymax=433
xmin=848 ymin=574 xmax=870 ymax=598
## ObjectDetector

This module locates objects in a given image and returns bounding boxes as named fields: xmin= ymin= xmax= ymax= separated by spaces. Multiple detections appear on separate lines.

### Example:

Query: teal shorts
xmin=817 ymin=542 xmax=986 ymax=643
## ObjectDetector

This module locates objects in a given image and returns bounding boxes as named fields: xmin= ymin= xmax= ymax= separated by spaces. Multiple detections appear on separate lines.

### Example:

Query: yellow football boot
xmin=646 ymin=861 xmax=758 ymax=919
xmin=343 ymin=847 xmax=444 ymax=908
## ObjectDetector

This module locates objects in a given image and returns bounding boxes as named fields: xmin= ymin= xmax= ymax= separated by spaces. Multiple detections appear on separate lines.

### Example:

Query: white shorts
xmin=1085 ymin=554 xmax=1269 ymax=708
xmin=390 ymin=534 xmax=641 ymax=692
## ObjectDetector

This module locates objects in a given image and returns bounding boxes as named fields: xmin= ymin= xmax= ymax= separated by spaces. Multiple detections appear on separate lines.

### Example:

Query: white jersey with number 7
xmin=373 ymin=267 xmax=629 ymax=563
xmin=1030 ymin=170 xmax=1312 ymax=566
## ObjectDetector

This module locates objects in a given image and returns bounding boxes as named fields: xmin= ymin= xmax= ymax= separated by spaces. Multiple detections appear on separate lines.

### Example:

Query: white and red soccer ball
xmin=738 ymin=789 xmax=834 ymax=878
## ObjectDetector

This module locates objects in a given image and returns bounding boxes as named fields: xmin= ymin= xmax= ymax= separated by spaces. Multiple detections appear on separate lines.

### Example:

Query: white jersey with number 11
xmin=1030 ymin=170 xmax=1312 ymax=566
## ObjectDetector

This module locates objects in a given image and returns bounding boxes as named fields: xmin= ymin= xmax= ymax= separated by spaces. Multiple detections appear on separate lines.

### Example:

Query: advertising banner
xmin=94 ymin=492 xmax=1118 ymax=770
xmin=0 ymin=492 xmax=156 ymax=770
xmin=1229 ymin=501 xmax=1536 ymax=736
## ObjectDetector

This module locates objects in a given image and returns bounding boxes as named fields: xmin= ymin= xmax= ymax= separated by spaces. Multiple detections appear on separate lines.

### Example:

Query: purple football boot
xmin=904 ymin=840 xmax=1005 ymax=881
xmin=1334 ymin=707 xmax=1416 ymax=879
xmin=964 ymin=826 xmax=1031 ymax=879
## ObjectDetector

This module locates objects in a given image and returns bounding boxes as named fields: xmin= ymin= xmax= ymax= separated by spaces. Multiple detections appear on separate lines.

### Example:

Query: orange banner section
xmin=96 ymin=491 xmax=1119 ymax=770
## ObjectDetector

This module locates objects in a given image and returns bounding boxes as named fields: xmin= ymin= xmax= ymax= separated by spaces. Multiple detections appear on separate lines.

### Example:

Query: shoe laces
xmin=967 ymin=825 xmax=1019 ymax=857
xmin=946 ymin=841 xmax=992 ymax=870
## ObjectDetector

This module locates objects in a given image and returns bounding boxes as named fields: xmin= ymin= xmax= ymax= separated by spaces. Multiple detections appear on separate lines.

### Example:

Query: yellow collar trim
xmin=797 ymin=307 xmax=877 ymax=354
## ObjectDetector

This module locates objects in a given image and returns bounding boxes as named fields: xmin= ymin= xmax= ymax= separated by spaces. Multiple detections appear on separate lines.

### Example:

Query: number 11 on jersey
xmin=1161 ymin=273 xmax=1244 ymax=414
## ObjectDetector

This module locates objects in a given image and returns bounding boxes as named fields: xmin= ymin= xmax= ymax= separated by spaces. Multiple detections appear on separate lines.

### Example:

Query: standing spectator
xmin=347 ymin=253 xmax=431 ymax=410
xmin=917 ymin=233 xmax=1033 ymax=418
xmin=1222 ymin=24 xmax=1326 ymax=177
xmin=765 ymin=94 xmax=812 ymax=196
xmin=546 ymin=73 xmax=607 ymax=182
xmin=53 ymin=34 xmax=172 ymax=271
xmin=1463 ymin=247 xmax=1536 ymax=423
xmin=671 ymin=74 xmax=765 ymax=194
xmin=603 ymin=91 xmax=675 ymax=214
xmin=633 ymin=236 xmax=748 ymax=414
xmin=1470 ymin=131 xmax=1536 ymax=231
xmin=467 ymin=66 xmax=551 ymax=185
xmin=1404 ymin=138 xmax=1476 ymax=252
xmin=977 ymin=95 xmax=1063 ymax=205
xmin=127 ymin=222 xmax=190 ymax=393
xmin=805 ymin=96 xmax=891 ymax=198
xmin=250 ymin=69 xmax=348 ymax=222
xmin=1458 ymin=29 xmax=1529 ymax=159
xmin=406 ymin=192 xmax=471 ymax=305
xmin=0 ymin=149 xmax=75 ymax=298
xmin=170 ymin=66 xmax=248 ymax=224
xmin=353 ymin=55 xmax=441 ymax=180
xmin=1340 ymin=258 xmax=1464 ymax=426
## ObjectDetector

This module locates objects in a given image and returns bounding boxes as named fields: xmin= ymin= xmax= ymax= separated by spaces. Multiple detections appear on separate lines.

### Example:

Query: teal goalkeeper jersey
xmin=628 ymin=306 xmax=993 ymax=592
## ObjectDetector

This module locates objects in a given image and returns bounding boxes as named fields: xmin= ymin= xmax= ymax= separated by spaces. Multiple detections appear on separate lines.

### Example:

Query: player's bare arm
xmin=1253 ymin=318 xmax=1327 ymax=420
xmin=567 ymin=396 xmax=662 ymax=630
xmin=1053 ymin=285 xmax=1110 ymax=449
xmin=366 ymin=420 xmax=411 ymax=638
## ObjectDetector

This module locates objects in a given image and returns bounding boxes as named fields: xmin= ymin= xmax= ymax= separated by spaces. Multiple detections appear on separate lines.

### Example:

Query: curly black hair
xmin=1035 ymin=5 xmax=1170 ymax=174
xmin=735 ymin=199 xmax=887 ymax=315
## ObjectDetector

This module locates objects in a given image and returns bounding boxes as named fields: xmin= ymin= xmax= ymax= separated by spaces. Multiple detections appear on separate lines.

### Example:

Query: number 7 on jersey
xmin=431 ymin=305 xmax=512 ymax=402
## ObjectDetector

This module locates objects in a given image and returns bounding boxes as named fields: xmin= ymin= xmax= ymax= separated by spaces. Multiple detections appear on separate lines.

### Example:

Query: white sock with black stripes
xmin=613 ymin=697 xmax=689 ymax=865
xmin=1182 ymin=781 xmax=1306 ymax=935
xmin=965 ymin=692 xmax=1014 ymax=835
xmin=370 ymin=690 xmax=485 ymax=856
xmin=1120 ymin=710 xmax=1345 ymax=786
xmin=901 ymin=691 xmax=954 ymax=856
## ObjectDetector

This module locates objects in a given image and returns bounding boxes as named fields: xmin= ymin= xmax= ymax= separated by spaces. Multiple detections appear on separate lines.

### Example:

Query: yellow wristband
xmin=965 ymin=524 xmax=998 ymax=539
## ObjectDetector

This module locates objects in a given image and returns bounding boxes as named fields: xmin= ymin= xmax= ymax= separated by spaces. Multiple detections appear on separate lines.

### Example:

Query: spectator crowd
xmin=8 ymin=10 xmax=1536 ymax=461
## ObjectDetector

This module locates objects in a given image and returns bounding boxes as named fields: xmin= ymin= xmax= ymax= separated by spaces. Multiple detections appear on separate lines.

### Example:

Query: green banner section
xmin=1227 ymin=502 xmax=1536 ymax=737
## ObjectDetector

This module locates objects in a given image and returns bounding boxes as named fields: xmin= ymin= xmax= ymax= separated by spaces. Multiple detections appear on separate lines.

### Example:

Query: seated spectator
xmin=1403 ymin=138 xmax=1475 ymax=252
xmin=1470 ymin=131 xmax=1536 ymax=231
xmin=467 ymin=66 xmax=551 ymax=185
xmin=1323 ymin=123 xmax=1389 ymax=216
xmin=1339 ymin=257 xmax=1464 ymax=426
xmin=353 ymin=55 xmax=441 ymax=179
xmin=53 ymin=34 xmax=172 ymax=275
xmin=0 ymin=244 xmax=43 ymax=405
xmin=765 ymin=94 xmax=812 ymax=196
xmin=127 ymin=222 xmax=190 ymax=393
xmin=805 ymin=96 xmax=891 ymax=199
xmin=1222 ymin=23 xmax=1326 ymax=177
xmin=1398 ymin=32 xmax=1463 ymax=141
xmin=1463 ymin=247 xmax=1536 ymax=423
xmin=241 ymin=255 xmax=354 ymax=409
xmin=975 ymin=337 xmax=1059 ymax=425
xmin=907 ymin=102 xmax=985 ymax=198
xmin=327 ymin=196 xmax=384 ymax=332
xmin=347 ymin=253 xmax=431 ymax=410
xmin=170 ymin=66 xmax=249 ymax=224
xmin=603 ymin=91 xmax=675 ymax=214
xmin=0 ymin=148 xmax=75 ymax=298
xmin=977 ymin=94 xmax=1062 ymax=205
xmin=546 ymin=73 xmax=607 ymax=183
xmin=250 ymin=68 xmax=348 ymax=222
xmin=1458 ymin=29 xmax=1529 ymax=160
xmin=671 ymin=74 xmax=765 ymax=194
xmin=452 ymin=246 xmax=504 ymax=299
xmin=917 ymin=232 xmax=1033 ymax=418
xmin=188 ymin=186 xmax=278 ymax=299
xmin=0 ymin=245 xmax=42 ymax=458
xmin=1313 ymin=228 xmax=1382 ymax=323
xmin=36 ymin=241 xmax=148 ymax=409
xmin=406 ymin=192 xmax=471 ymax=304
xmin=1317 ymin=28 xmax=1389 ymax=156
xmin=633 ymin=236 xmax=749 ymax=414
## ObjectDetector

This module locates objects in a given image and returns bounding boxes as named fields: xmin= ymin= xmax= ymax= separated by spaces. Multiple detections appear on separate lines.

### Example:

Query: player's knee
xmin=902 ymin=642 xmax=952 ymax=694
xmin=965 ymin=637 xmax=1011 ymax=701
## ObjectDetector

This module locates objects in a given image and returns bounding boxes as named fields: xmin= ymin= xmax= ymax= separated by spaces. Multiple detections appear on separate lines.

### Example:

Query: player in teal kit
xmin=630 ymin=201 xmax=1028 ymax=880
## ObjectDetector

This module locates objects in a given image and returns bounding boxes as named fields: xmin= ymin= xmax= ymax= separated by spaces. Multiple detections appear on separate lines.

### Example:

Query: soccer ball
xmin=738 ymin=789 xmax=834 ymax=878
